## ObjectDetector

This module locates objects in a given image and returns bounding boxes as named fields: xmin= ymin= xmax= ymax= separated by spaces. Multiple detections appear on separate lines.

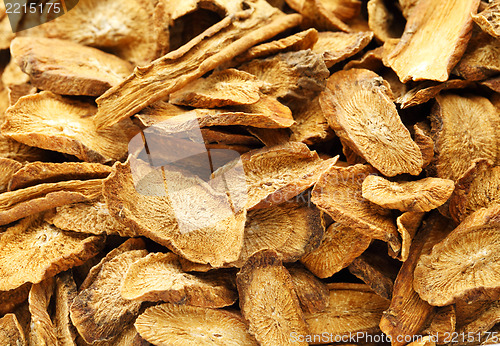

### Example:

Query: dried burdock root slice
xmin=9 ymin=161 xmax=112 ymax=191
xmin=54 ymin=271 xmax=78 ymax=346
xmin=482 ymin=75 xmax=500 ymax=93
xmin=454 ymin=31 xmax=500 ymax=81
xmin=232 ymin=202 xmax=324 ymax=267
xmin=450 ymin=160 xmax=500 ymax=223
xmin=290 ymin=96 xmax=334 ymax=145
xmin=0 ymin=283 xmax=31 ymax=316
xmin=361 ymin=175 xmax=455 ymax=212
xmin=320 ymin=69 xmax=423 ymax=176
xmin=0 ymin=158 xmax=22 ymax=193
xmin=421 ymin=305 xmax=456 ymax=344
xmin=414 ymin=205 xmax=500 ymax=306
xmin=246 ymin=127 xmax=291 ymax=147
xmin=239 ymin=50 xmax=330 ymax=105
xmin=70 ymin=249 xmax=148 ymax=344
xmin=367 ymin=0 xmax=405 ymax=42
xmin=300 ymin=222 xmax=371 ymax=278
xmin=2 ymin=91 xmax=139 ymax=163
xmin=430 ymin=93 xmax=500 ymax=182
xmin=311 ymin=164 xmax=400 ymax=250
xmin=94 ymin=1 xmax=302 ymax=129
xmin=1 ymin=59 xmax=35 ymax=106
xmin=121 ymin=252 xmax=237 ymax=308
xmin=0 ymin=214 xmax=104 ymax=291
xmin=457 ymin=300 xmax=500 ymax=342
xmin=397 ymin=79 xmax=471 ymax=109
xmin=11 ymin=37 xmax=133 ymax=96
xmin=0 ymin=313 xmax=26 ymax=345
xmin=304 ymin=283 xmax=390 ymax=342
xmin=288 ymin=266 xmax=329 ymax=313
xmin=28 ymin=277 xmax=57 ymax=345
xmin=413 ymin=124 xmax=434 ymax=170
xmin=344 ymin=46 xmax=384 ymax=71
xmin=200 ymin=129 xmax=261 ymax=148
xmin=0 ymin=132 xmax=50 ymax=163
xmin=284 ymin=0 xmax=351 ymax=32
xmin=472 ymin=0 xmax=500 ymax=38
xmin=312 ymin=31 xmax=373 ymax=68
xmin=0 ymin=178 xmax=103 ymax=226
xmin=383 ymin=0 xmax=478 ymax=82
xmin=237 ymin=250 xmax=308 ymax=346
xmin=396 ymin=211 xmax=425 ymax=262
xmin=179 ymin=257 xmax=215 ymax=273
xmin=135 ymin=303 xmax=258 ymax=346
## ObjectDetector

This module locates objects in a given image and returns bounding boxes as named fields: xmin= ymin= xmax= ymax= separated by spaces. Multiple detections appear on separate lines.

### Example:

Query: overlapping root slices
xmin=0 ymin=283 xmax=31 ymax=315
xmin=456 ymin=300 xmax=500 ymax=341
xmin=304 ymin=283 xmax=390 ymax=343
xmin=320 ymin=69 xmax=423 ymax=176
xmin=0 ymin=131 xmax=49 ymax=163
xmin=454 ymin=31 xmax=500 ymax=81
xmin=472 ymin=0 xmax=500 ymax=38
xmin=383 ymin=0 xmax=478 ymax=82
xmin=236 ymin=250 xmax=308 ymax=346
xmin=232 ymin=201 xmax=324 ymax=267
xmin=430 ymin=93 xmax=500 ymax=182
xmin=395 ymin=211 xmax=425 ymax=262
xmin=103 ymin=159 xmax=246 ymax=267
xmin=397 ymin=79 xmax=471 ymax=109
xmin=11 ymin=37 xmax=133 ymax=96
xmin=288 ymin=266 xmax=329 ymax=313
xmin=0 ymin=214 xmax=104 ymax=291
xmin=28 ymin=277 xmax=57 ymax=345
xmin=414 ymin=205 xmax=500 ymax=306
xmin=361 ymin=175 xmax=455 ymax=212
xmin=0 ymin=157 xmax=22 ymax=192
xmin=121 ymin=252 xmax=237 ymax=307
xmin=135 ymin=303 xmax=258 ymax=346
xmin=70 ymin=249 xmax=148 ymax=344
xmin=449 ymin=159 xmax=500 ymax=223
xmin=0 ymin=313 xmax=25 ymax=345
xmin=290 ymin=95 xmax=334 ymax=144
xmin=367 ymin=0 xmax=405 ymax=42
xmin=54 ymin=271 xmax=78 ymax=346
xmin=1 ymin=91 xmax=139 ymax=163
xmin=312 ymin=31 xmax=373 ymax=68
xmin=301 ymin=222 xmax=372 ymax=278
xmin=311 ymin=164 xmax=400 ymax=251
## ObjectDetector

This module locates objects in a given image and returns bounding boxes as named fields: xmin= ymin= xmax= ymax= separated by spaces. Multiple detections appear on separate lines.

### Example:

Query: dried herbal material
xmin=312 ymin=164 xmax=400 ymax=250
xmin=237 ymin=250 xmax=308 ymax=346
xmin=343 ymin=46 xmax=384 ymax=71
xmin=0 ymin=178 xmax=103 ymax=226
xmin=70 ymin=249 xmax=148 ymax=344
xmin=232 ymin=202 xmax=324 ymax=267
xmin=199 ymin=128 xmax=260 ymax=148
xmin=28 ymin=277 xmax=57 ymax=346
xmin=430 ymin=93 xmax=500 ymax=182
xmin=481 ymin=75 xmax=500 ymax=93
xmin=288 ymin=266 xmax=329 ymax=313
xmin=104 ymin=159 xmax=247 ymax=267
xmin=284 ymin=0 xmax=352 ymax=32
xmin=178 ymin=257 xmax=215 ymax=273
xmin=383 ymin=0 xmax=478 ymax=82
xmin=414 ymin=205 xmax=500 ymax=306
xmin=320 ymin=69 xmax=423 ymax=176
xmin=290 ymin=96 xmax=334 ymax=145
xmin=0 ymin=157 xmax=22 ymax=193
xmin=121 ymin=252 xmax=237 ymax=308
xmin=312 ymin=31 xmax=373 ymax=68
xmin=170 ymin=69 xmax=263 ymax=108
xmin=94 ymin=1 xmax=302 ymax=129
xmin=54 ymin=271 xmax=78 ymax=346
xmin=0 ymin=132 xmax=49 ymax=163
xmin=397 ymin=79 xmax=470 ymax=109
xmin=246 ymin=127 xmax=291 ymax=147
xmin=454 ymin=31 xmax=500 ymax=81
xmin=11 ymin=37 xmax=133 ymax=96
xmin=413 ymin=124 xmax=434 ymax=169
xmin=396 ymin=211 xmax=425 ymax=262
xmin=0 ymin=9 xmax=15 ymax=50
xmin=472 ymin=0 xmax=500 ymax=38
xmin=0 ymin=313 xmax=26 ymax=346
xmin=135 ymin=303 xmax=258 ymax=346
xmin=457 ymin=300 xmax=500 ymax=343
xmin=239 ymin=49 xmax=330 ymax=106
xmin=0 ymin=215 xmax=103 ymax=291
xmin=1 ymin=59 xmax=35 ymax=106
xmin=304 ymin=283 xmax=390 ymax=342
xmin=361 ymin=175 xmax=455 ymax=212
xmin=0 ymin=283 xmax=31 ymax=316
xmin=367 ymin=0 xmax=405 ymax=42
xmin=421 ymin=305 xmax=456 ymax=344
xmin=9 ymin=161 xmax=112 ymax=191
xmin=301 ymin=222 xmax=371 ymax=278
xmin=2 ymin=91 xmax=139 ymax=163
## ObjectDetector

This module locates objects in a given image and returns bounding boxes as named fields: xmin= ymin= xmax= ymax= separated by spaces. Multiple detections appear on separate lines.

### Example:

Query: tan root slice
xmin=397 ymin=79 xmax=470 ymax=109
xmin=284 ymin=0 xmax=351 ymax=32
xmin=103 ymin=160 xmax=246 ymax=267
xmin=421 ymin=305 xmax=456 ymax=344
xmin=413 ymin=124 xmax=435 ymax=169
xmin=343 ymin=46 xmax=384 ymax=71
xmin=179 ymin=257 xmax=215 ymax=273
xmin=406 ymin=336 xmax=436 ymax=346
xmin=0 ymin=283 xmax=31 ymax=315
xmin=288 ymin=266 xmax=329 ymax=313
xmin=237 ymin=250 xmax=308 ymax=346
xmin=94 ymin=1 xmax=302 ymax=129
xmin=70 ymin=249 xmax=148 ymax=344
xmin=0 ymin=178 xmax=103 ymax=226
xmin=0 ymin=132 xmax=50 ymax=163
xmin=383 ymin=0 xmax=478 ymax=82
xmin=396 ymin=211 xmax=425 ymax=262
xmin=170 ymin=69 xmax=263 ymax=108
xmin=414 ymin=205 xmax=500 ymax=306
xmin=361 ymin=175 xmax=455 ymax=212
xmin=1 ymin=59 xmax=35 ymax=106
xmin=454 ymin=31 xmax=500 ymax=81
xmin=9 ymin=161 xmax=112 ymax=191
xmin=320 ymin=68 xmax=423 ymax=176
xmin=367 ymin=0 xmax=405 ymax=42
xmin=0 ymin=158 xmax=22 ymax=193
xmin=312 ymin=31 xmax=373 ymax=68
xmin=482 ymin=75 xmax=500 ymax=93
xmin=135 ymin=303 xmax=258 ymax=346
xmin=449 ymin=159 xmax=500 ymax=223
xmin=304 ymin=283 xmax=390 ymax=342
xmin=28 ymin=277 xmax=57 ymax=345
xmin=457 ymin=300 xmax=500 ymax=342
xmin=54 ymin=271 xmax=78 ymax=346
xmin=1 ymin=91 xmax=139 ymax=163
xmin=0 ymin=214 xmax=104 ymax=291
xmin=301 ymin=222 xmax=372 ymax=279
xmin=246 ymin=127 xmax=291 ymax=147
xmin=232 ymin=202 xmax=324 ymax=267
xmin=121 ymin=252 xmax=237 ymax=307
xmin=311 ymin=164 xmax=400 ymax=250
xmin=430 ymin=93 xmax=500 ymax=182
xmin=290 ymin=95 xmax=334 ymax=145
xmin=0 ymin=313 xmax=26 ymax=345
xmin=11 ymin=37 xmax=133 ymax=96
xmin=472 ymin=0 xmax=500 ymax=38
